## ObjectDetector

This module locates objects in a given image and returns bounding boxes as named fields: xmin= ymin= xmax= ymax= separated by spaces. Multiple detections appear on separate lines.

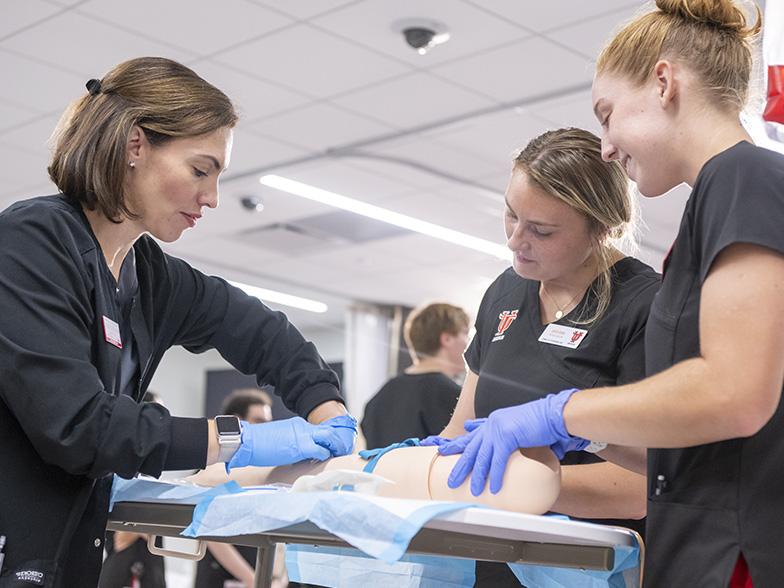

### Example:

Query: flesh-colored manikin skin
xmin=190 ymin=446 xmax=561 ymax=515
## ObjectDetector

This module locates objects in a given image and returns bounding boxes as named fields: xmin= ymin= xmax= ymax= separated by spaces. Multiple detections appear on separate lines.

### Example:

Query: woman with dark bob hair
xmin=0 ymin=57 xmax=356 ymax=588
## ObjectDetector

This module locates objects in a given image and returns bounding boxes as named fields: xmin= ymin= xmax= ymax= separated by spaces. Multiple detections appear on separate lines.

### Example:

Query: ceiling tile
xmin=0 ymin=144 xmax=52 ymax=195
xmin=226 ymin=127 xmax=310 ymax=177
xmin=77 ymin=0 xmax=293 ymax=57
xmin=0 ymin=100 xmax=40 ymax=126
xmin=263 ymin=159 xmax=419 ymax=205
xmin=467 ymin=0 xmax=644 ymax=33
xmin=362 ymin=134 xmax=500 ymax=190
xmin=433 ymin=36 xmax=592 ymax=103
xmin=214 ymin=24 xmax=410 ymax=99
xmin=312 ymin=0 xmax=528 ymax=68
xmin=191 ymin=60 xmax=310 ymax=121
xmin=0 ymin=0 xmax=61 ymax=40
xmin=0 ymin=50 xmax=83 ymax=113
xmin=546 ymin=4 xmax=646 ymax=59
xmin=250 ymin=102 xmax=393 ymax=152
xmin=332 ymin=71 xmax=494 ymax=130
xmin=428 ymin=108 xmax=552 ymax=171
xmin=251 ymin=0 xmax=359 ymax=20
xmin=0 ymin=114 xmax=59 ymax=154
xmin=1 ymin=12 xmax=193 ymax=77
xmin=390 ymin=190 xmax=505 ymax=239
xmin=528 ymin=91 xmax=601 ymax=134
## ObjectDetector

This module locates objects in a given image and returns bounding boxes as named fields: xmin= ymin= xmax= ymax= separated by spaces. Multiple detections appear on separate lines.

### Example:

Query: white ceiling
xmin=1 ymin=0 xmax=692 ymax=332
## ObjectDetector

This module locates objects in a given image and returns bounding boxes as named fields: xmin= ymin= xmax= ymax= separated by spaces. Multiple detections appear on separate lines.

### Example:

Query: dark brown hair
xmin=221 ymin=388 xmax=273 ymax=420
xmin=48 ymin=57 xmax=238 ymax=221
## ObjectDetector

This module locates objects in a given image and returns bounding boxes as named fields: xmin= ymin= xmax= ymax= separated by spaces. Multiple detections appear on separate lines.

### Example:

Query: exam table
xmin=107 ymin=489 xmax=642 ymax=588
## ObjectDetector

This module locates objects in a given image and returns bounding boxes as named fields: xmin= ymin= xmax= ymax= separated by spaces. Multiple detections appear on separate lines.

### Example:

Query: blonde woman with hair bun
xmin=443 ymin=0 xmax=784 ymax=586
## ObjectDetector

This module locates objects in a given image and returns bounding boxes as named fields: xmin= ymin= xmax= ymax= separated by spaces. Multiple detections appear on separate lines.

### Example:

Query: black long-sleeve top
xmin=0 ymin=195 xmax=342 ymax=588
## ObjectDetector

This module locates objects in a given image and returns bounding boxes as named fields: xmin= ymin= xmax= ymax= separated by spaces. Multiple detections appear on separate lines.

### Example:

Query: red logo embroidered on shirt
xmin=495 ymin=310 xmax=518 ymax=337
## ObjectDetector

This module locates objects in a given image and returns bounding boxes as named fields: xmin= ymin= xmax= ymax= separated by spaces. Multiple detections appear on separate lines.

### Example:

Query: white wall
xmin=149 ymin=324 xmax=346 ymax=419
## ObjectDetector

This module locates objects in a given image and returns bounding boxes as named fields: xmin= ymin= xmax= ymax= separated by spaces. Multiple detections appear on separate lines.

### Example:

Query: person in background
xmin=99 ymin=391 xmax=167 ymax=588
xmin=361 ymin=303 xmax=469 ymax=449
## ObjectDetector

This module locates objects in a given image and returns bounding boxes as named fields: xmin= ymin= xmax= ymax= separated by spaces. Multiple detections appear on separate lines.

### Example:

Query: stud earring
xmin=129 ymin=161 xmax=135 ymax=168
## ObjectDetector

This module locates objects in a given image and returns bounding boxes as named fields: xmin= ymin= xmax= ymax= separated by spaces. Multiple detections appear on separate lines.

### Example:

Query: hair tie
xmin=85 ymin=79 xmax=102 ymax=96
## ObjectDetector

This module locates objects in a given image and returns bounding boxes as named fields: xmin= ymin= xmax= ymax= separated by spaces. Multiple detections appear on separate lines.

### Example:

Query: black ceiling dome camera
xmin=403 ymin=26 xmax=437 ymax=51
xmin=395 ymin=19 xmax=450 ymax=55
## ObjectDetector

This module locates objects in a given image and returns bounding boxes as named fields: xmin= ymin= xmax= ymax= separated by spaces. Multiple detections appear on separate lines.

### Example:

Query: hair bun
xmin=655 ymin=0 xmax=761 ymax=38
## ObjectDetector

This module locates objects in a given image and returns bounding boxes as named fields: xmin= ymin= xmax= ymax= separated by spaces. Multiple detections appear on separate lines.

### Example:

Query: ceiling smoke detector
xmin=395 ymin=19 xmax=451 ymax=55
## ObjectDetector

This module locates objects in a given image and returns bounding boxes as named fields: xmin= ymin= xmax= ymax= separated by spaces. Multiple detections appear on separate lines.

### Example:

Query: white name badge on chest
xmin=102 ymin=315 xmax=123 ymax=349
xmin=538 ymin=323 xmax=588 ymax=349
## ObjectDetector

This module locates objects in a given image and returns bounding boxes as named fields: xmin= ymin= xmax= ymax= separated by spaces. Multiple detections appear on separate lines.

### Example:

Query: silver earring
xmin=129 ymin=161 xmax=135 ymax=168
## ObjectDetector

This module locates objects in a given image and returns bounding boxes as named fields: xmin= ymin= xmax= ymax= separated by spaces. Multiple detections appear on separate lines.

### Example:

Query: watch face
xmin=216 ymin=415 xmax=241 ymax=435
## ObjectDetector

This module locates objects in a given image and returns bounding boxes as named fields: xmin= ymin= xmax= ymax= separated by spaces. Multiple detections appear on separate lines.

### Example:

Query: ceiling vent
xmin=233 ymin=210 xmax=412 ymax=256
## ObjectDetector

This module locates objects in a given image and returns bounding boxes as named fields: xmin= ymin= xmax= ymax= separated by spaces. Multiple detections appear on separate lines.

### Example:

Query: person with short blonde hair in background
xmin=361 ymin=303 xmax=470 ymax=449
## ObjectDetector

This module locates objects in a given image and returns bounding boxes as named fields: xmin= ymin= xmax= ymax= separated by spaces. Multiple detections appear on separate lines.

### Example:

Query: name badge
xmin=102 ymin=315 xmax=123 ymax=349
xmin=538 ymin=323 xmax=588 ymax=349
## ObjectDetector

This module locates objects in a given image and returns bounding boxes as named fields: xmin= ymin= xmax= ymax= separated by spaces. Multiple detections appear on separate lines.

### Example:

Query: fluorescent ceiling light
xmin=259 ymin=174 xmax=509 ymax=260
xmin=229 ymin=280 xmax=328 ymax=313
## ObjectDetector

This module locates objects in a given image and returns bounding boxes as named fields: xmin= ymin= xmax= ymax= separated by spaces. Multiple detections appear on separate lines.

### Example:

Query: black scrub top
xmin=643 ymin=141 xmax=784 ymax=587
xmin=361 ymin=372 xmax=460 ymax=448
xmin=466 ymin=257 xmax=660 ymax=533
xmin=0 ymin=195 xmax=343 ymax=588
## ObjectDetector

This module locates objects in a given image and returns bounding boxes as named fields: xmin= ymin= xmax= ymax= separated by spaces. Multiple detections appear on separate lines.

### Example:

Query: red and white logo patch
xmin=492 ymin=310 xmax=518 ymax=342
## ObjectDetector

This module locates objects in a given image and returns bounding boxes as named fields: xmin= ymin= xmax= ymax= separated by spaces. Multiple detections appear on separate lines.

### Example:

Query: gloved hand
xmin=227 ymin=416 xmax=337 ymax=471
xmin=314 ymin=414 xmax=358 ymax=457
xmin=419 ymin=435 xmax=449 ymax=447
xmin=446 ymin=389 xmax=587 ymax=496
xmin=426 ymin=418 xmax=487 ymax=452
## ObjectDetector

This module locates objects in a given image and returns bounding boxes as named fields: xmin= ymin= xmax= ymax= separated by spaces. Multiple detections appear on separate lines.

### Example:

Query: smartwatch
xmin=215 ymin=415 xmax=242 ymax=463
xmin=583 ymin=440 xmax=608 ymax=454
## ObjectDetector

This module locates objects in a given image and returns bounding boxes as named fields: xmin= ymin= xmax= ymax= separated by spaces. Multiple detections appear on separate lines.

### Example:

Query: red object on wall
xmin=764 ymin=65 xmax=784 ymax=125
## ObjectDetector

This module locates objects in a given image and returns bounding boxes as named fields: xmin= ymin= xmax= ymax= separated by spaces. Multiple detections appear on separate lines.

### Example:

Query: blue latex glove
xmin=419 ymin=435 xmax=449 ymax=447
xmin=315 ymin=414 xmax=358 ymax=457
xmin=426 ymin=418 xmax=487 ymax=452
xmin=447 ymin=389 xmax=588 ymax=496
xmin=227 ymin=416 xmax=336 ymax=471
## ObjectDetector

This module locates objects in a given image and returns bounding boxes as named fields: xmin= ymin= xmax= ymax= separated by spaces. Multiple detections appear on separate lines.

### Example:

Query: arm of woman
xmin=552 ymin=462 xmax=646 ymax=520
xmin=438 ymin=370 xmax=479 ymax=439
xmin=160 ymin=253 xmax=344 ymax=420
xmin=205 ymin=543 xmax=255 ymax=587
xmin=0 ymin=206 xmax=206 ymax=478
xmin=566 ymin=243 xmax=784 ymax=446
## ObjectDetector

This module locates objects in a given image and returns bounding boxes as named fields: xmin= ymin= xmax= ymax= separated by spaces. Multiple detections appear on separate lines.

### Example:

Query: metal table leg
xmin=254 ymin=539 xmax=276 ymax=588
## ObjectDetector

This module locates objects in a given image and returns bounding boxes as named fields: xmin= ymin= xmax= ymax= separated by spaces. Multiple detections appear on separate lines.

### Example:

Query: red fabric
xmin=764 ymin=65 xmax=784 ymax=125
xmin=729 ymin=554 xmax=753 ymax=588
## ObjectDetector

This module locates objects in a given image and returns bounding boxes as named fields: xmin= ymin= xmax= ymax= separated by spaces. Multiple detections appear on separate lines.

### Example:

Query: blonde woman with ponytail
xmin=443 ymin=1 xmax=784 ymax=585
xmin=430 ymin=128 xmax=660 ymax=586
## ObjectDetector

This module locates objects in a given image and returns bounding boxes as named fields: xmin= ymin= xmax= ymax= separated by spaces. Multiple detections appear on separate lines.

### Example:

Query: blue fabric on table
xmin=109 ymin=475 xmax=245 ymax=511
xmin=182 ymin=488 xmax=475 ymax=563
xmin=286 ymin=544 xmax=476 ymax=588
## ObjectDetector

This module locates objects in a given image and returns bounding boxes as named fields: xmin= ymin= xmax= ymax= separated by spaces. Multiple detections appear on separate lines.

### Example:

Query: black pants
xmin=98 ymin=536 xmax=166 ymax=588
